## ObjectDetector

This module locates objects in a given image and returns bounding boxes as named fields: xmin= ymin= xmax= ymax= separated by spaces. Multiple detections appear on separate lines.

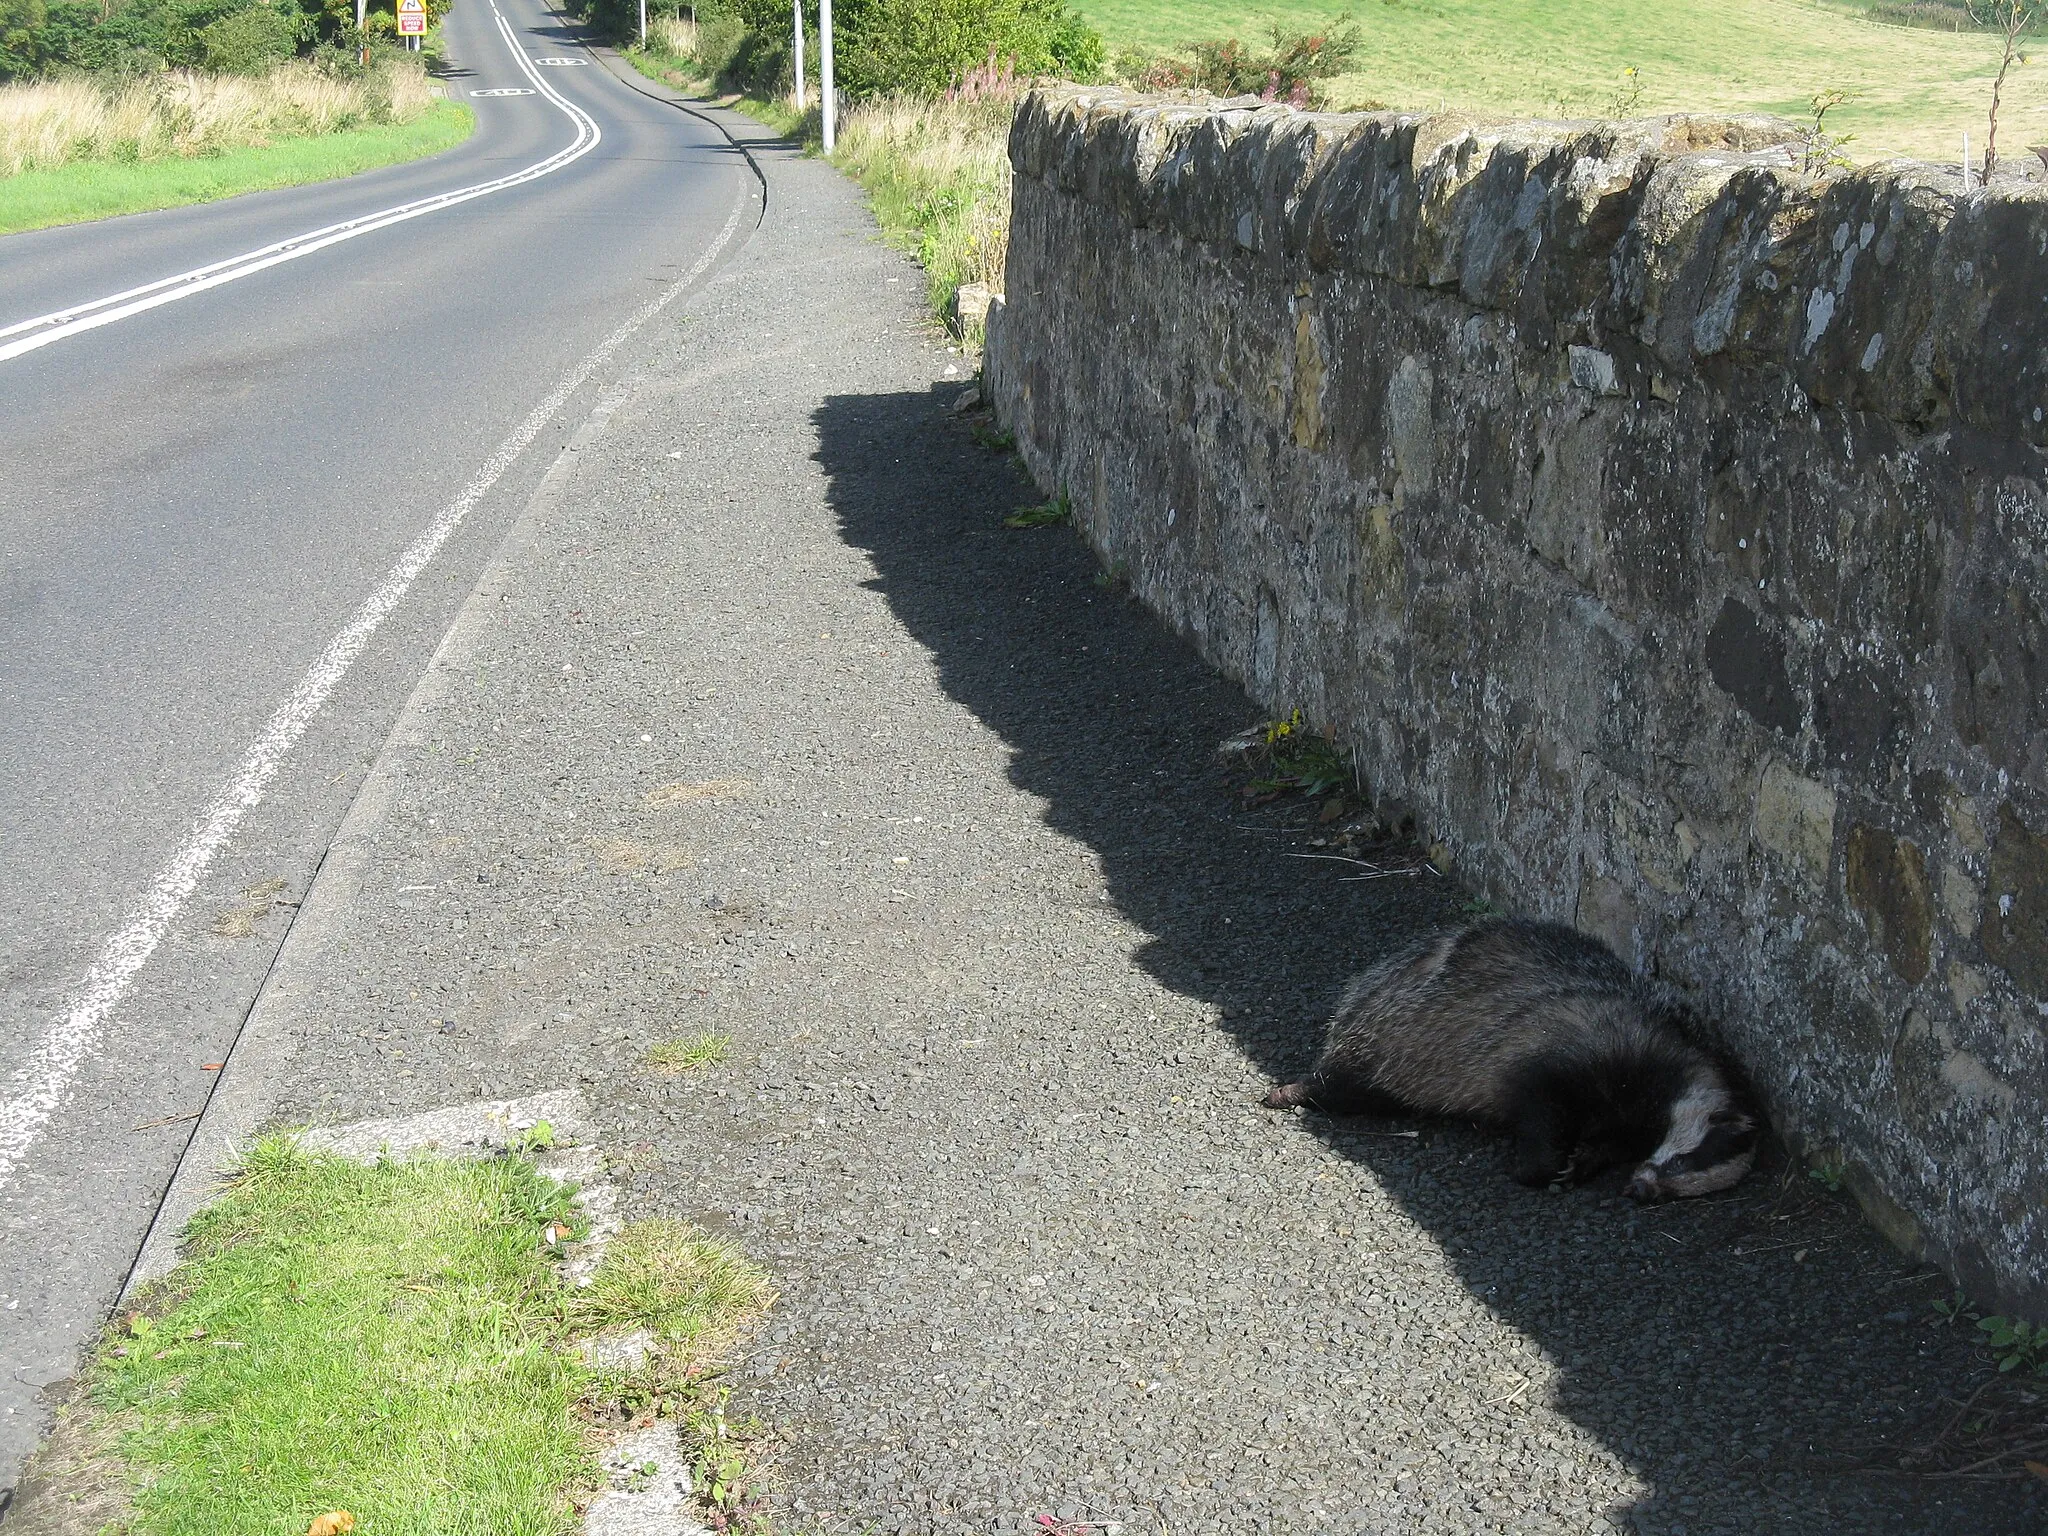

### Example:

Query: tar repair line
xmin=0 ymin=1 xmax=594 ymax=365
xmin=0 ymin=188 xmax=755 ymax=1198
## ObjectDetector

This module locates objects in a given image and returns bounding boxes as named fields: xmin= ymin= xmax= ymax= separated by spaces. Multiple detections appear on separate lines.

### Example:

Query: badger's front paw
xmin=1510 ymin=1152 xmax=1571 ymax=1188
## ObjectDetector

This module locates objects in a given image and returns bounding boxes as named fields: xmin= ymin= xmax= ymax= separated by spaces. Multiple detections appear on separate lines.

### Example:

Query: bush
xmin=831 ymin=0 xmax=1100 ymax=98
xmin=199 ymin=2 xmax=295 ymax=72
xmin=0 ymin=0 xmax=358 ymax=80
xmin=1130 ymin=22 xmax=1360 ymax=108
xmin=0 ymin=0 xmax=45 ymax=84
xmin=607 ymin=0 xmax=1101 ymax=98
xmin=1866 ymin=0 xmax=1979 ymax=26
xmin=1045 ymin=5 xmax=1100 ymax=79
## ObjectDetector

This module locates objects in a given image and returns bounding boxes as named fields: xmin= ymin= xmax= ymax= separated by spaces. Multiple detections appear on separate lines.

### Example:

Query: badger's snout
xmin=1626 ymin=1144 xmax=1756 ymax=1203
xmin=1625 ymin=1166 xmax=1672 ymax=1203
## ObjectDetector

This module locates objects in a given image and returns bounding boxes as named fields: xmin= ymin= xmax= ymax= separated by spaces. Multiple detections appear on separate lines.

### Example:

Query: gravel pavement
xmin=211 ymin=98 xmax=2047 ymax=1536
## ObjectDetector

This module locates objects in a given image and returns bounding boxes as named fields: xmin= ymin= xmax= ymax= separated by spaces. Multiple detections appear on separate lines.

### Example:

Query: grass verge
xmin=69 ymin=1135 xmax=772 ymax=1536
xmin=828 ymin=92 xmax=1011 ymax=327
xmin=0 ymin=99 xmax=473 ymax=237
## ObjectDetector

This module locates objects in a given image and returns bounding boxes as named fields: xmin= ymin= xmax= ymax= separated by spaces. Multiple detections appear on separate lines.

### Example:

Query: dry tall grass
xmin=645 ymin=14 xmax=699 ymax=62
xmin=0 ymin=59 xmax=434 ymax=177
xmin=832 ymin=90 xmax=1014 ymax=317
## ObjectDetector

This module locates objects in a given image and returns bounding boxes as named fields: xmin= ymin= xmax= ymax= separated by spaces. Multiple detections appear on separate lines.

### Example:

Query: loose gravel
xmin=252 ymin=105 xmax=2045 ymax=1536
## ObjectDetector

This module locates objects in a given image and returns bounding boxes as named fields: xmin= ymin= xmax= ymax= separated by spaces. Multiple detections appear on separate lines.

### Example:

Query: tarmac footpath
xmin=119 ymin=104 xmax=2045 ymax=1536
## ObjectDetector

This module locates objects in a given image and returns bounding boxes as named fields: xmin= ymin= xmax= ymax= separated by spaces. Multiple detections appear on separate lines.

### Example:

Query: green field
xmin=1074 ymin=0 xmax=2046 ymax=162
xmin=0 ymin=99 xmax=474 ymax=237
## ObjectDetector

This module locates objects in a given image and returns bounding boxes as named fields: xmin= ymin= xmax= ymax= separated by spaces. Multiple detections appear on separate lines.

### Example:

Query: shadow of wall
xmin=812 ymin=383 xmax=2044 ymax=1535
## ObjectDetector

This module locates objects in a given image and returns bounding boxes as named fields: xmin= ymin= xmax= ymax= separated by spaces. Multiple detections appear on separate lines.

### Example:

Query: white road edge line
xmin=0 ymin=2 xmax=594 ymax=364
xmin=0 ymin=192 xmax=751 ymax=1194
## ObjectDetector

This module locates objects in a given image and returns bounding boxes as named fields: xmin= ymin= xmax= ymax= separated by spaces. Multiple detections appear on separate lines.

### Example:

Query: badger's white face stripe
xmin=1647 ymin=1077 xmax=1727 ymax=1167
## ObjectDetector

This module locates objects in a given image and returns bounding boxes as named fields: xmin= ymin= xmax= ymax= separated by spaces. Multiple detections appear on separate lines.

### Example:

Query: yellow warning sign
xmin=396 ymin=0 xmax=426 ymax=35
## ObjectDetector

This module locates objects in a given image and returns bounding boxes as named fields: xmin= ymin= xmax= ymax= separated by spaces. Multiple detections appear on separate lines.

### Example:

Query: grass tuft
xmin=571 ymin=1218 xmax=775 ymax=1357
xmin=1005 ymin=492 xmax=1072 ymax=528
xmin=646 ymin=1032 xmax=731 ymax=1073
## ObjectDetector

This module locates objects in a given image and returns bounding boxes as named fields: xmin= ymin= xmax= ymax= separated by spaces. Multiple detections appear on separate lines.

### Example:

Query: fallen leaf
xmin=2027 ymin=1460 xmax=2048 ymax=1484
xmin=307 ymin=1512 xmax=356 ymax=1536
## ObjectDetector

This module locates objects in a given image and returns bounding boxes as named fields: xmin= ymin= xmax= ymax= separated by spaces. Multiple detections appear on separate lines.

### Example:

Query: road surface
xmin=0 ymin=2 xmax=756 ymax=1494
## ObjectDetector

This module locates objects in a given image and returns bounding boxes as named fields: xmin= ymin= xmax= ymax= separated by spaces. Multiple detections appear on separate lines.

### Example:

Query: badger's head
xmin=1625 ymin=1075 xmax=1756 ymax=1202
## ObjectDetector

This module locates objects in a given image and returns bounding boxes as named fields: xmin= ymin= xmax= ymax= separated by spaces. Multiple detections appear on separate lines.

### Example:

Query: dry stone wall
xmin=985 ymin=85 xmax=2048 ymax=1315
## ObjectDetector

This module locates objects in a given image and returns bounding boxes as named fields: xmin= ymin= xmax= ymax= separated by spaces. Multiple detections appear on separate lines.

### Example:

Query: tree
xmin=0 ymin=0 xmax=48 ymax=80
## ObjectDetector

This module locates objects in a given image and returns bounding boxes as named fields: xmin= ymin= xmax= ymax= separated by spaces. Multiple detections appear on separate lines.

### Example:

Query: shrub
xmin=695 ymin=11 xmax=748 ymax=75
xmin=1045 ymin=4 xmax=1100 ymax=79
xmin=0 ymin=0 xmax=44 ymax=83
xmin=830 ymin=0 xmax=1100 ymax=98
xmin=1129 ymin=22 xmax=1361 ymax=108
xmin=198 ymin=3 xmax=295 ymax=73
xmin=1867 ymin=0 xmax=1980 ymax=25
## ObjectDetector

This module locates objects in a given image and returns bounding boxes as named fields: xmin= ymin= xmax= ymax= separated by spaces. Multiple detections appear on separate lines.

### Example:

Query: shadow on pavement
xmin=813 ymin=383 xmax=2047 ymax=1536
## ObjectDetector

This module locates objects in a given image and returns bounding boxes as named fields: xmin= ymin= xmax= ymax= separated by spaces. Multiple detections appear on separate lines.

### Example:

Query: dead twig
xmin=130 ymin=1111 xmax=203 ymax=1132
xmin=1283 ymin=851 xmax=1392 ymax=869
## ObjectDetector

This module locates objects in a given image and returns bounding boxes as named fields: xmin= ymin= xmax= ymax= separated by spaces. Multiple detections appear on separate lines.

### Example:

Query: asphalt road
xmin=0 ymin=4 xmax=756 ymax=1494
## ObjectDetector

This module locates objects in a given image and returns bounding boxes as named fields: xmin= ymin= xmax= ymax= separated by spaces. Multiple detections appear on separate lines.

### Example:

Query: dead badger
xmin=1264 ymin=918 xmax=1756 ymax=1201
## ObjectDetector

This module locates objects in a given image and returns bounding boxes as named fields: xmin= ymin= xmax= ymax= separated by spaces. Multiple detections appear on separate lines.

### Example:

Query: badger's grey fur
xmin=1264 ymin=919 xmax=1756 ymax=1201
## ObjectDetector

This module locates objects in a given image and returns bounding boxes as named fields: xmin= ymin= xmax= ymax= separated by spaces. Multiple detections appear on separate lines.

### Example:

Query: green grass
xmin=1005 ymin=493 xmax=1073 ymax=527
xmin=646 ymin=1031 xmax=732 ymax=1073
xmin=0 ymin=99 xmax=474 ymax=237
xmin=1074 ymin=0 xmax=2048 ymax=161
xmin=91 ymin=1136 xmax=772 ymax=1536
xmin=568 ymin=1217 xmax=769 ymax=1346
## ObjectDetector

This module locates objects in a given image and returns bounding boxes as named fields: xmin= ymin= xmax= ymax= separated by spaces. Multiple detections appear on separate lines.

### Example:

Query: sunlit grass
xmin=832 ymin=91 xmax=1014 ymax=321
xmin=1074 ymin=0 xmax=2048 ymax=161
xmin=646 ymin=1032 xmax=732 ymax=1073
xmin=91 ymin=1136 xmax=773 ymax=1536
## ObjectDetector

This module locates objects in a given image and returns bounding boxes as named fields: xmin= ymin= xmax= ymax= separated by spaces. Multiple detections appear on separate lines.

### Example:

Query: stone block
xmin=1755 ymin=761 xmax=1835 ymax=888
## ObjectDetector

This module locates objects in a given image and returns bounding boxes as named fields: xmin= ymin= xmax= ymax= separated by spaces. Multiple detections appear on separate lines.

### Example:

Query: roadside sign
xmin=397 ymin=0 xmax=427 ymax=35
